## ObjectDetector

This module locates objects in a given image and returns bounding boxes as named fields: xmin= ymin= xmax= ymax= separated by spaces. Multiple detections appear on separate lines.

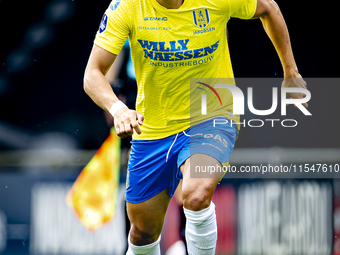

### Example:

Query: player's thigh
xmin=126 ymin=189 xmax=171 ymax=244
xmin=180 ymin=154 xmax=221 ymax=210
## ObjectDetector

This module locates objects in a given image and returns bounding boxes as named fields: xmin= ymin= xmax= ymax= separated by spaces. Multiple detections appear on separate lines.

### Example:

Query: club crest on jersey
xmin=192 ymin=9 xmax=210 ymax=28
xmin=99 ymin=14 xmax=108 ymax=33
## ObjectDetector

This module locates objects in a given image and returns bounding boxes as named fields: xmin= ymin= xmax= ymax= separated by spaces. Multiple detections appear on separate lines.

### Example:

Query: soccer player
xmin=83 ymin=0 xmax=308 ymax=254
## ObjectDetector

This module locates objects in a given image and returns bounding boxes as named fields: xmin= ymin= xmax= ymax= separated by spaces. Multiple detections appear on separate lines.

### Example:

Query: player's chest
xmin=133 ymin=7 xmax=224 ymax=40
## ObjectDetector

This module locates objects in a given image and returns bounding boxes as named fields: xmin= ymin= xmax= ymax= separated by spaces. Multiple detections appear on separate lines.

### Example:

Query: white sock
xmin=183 ymin=202 xmax=217 ymax=255
xmin=126 ymin=234 xmax=161 ymax=255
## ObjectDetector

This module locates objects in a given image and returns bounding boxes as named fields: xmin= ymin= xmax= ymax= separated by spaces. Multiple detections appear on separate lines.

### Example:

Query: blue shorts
xmin=125 ymin=117 xmax=238 ymax=203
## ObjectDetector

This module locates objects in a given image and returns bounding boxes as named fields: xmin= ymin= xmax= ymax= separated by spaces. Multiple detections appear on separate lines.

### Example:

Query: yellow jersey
xmin=94 ymin=0 xmax=257 ymax=140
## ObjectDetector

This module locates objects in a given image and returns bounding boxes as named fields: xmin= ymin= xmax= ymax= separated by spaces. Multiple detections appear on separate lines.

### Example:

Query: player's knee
xmin=129 ymin=224 xmax=161 ymax=246
xmin=182 ymin=187 xmax=212 ymax=211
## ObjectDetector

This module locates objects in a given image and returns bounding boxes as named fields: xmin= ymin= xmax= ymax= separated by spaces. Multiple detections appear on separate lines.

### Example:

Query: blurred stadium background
xmin=0 ymin=0 xmax=339 ymax=254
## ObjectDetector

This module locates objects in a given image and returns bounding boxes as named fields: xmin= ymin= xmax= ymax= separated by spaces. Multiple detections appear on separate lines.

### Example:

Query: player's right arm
xmin=84 ymin=0 xmax=143 ymax=138
xmin=84 ymin=44 xmax=143 ymax=138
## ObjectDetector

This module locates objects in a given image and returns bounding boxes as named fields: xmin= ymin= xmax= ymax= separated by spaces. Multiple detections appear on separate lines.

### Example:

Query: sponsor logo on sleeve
xmin=109 ymin=0 xmax=121 ymax=11
xmin=99 ymin=14 xmax=108 ymax=33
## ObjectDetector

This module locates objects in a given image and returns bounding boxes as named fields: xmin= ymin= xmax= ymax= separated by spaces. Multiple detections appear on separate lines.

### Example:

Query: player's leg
xmin=181 ymin=154 xmax=222 ymax=211
xmin=125 ymin=132 xmax=188 ymax=254
xmin=180 ymin=154 xmax=221 ymax=255
xmin=176 ymin=117 xmax=238 ymax=254
xmin=126 ymin=190 xmax=171 ymax=255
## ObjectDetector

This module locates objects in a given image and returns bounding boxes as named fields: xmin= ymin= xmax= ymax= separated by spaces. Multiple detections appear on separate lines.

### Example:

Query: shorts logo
xmin=202 ymin=134 xmax=228 ymax=149
xmin=193 ymin=9 xmax=210 ymax=28
xmin=99 ymin=14 xmax=108 ymax=33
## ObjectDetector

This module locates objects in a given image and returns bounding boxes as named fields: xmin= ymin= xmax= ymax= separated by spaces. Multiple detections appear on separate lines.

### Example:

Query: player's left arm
xmin=253 ymin=0 xmax=308 ymax=107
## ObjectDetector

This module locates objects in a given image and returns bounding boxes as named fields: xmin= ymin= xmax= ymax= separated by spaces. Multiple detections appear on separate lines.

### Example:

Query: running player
xmin=84 ymin=0 xmax=307 ymax=254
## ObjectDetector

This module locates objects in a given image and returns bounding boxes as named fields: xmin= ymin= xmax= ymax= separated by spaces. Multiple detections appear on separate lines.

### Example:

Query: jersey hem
xmin=248 ymin=0 xmax=257 ymax=19
xmin=132 ymin=123 xmax=191 ymax=141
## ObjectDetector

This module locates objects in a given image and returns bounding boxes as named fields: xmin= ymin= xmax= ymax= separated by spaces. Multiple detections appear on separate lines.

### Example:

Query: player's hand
xmin=282 ymin=72 xmax=308 ymax=108
xmin=114 ymin=108 xmax=144 ymax=138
